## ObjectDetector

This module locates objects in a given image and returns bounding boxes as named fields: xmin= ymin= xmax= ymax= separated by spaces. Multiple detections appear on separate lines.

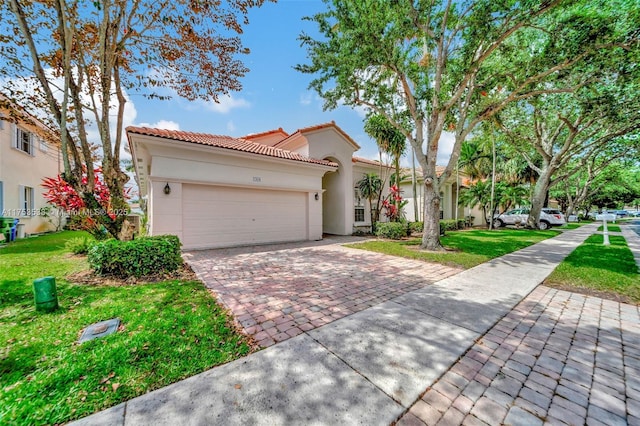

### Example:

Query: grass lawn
xmin=0 ymin=231 xmax=251 ymax=425
xmin=597 ymin=224 xmax=621 ymax=232
xmin=346 ymin=228 xmax=559 ymax=269
xmin=559 ymin=223 xmax=586 ymax=230
xmin=545 ymin=234 xmax=640 ymax=304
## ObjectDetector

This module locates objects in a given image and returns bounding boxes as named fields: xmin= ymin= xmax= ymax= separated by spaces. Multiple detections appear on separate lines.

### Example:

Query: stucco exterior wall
xmin=0 ymin=119 xmax=61 ymax=236
xmin=133 ymin=136 xmax=333 ymax=246
xmin=148 ymin=180 xmax=183 ymax=240
xmin=352 ymin=163 xmax=392 ymax=230
xmin=305 ymin=129 xmax=357 ymax=235
xmin=401 ymin=179 xmax=484 ymax=226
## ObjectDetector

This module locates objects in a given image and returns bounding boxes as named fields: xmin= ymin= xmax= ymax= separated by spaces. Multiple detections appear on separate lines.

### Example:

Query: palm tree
xmin=501 ymin=184 xmax=529 ymax=212
xmin=364 ymin=115 xmax=406 ymax=219
xmin=357 ymin=173 xmax=382 ymax=232
xmin=459 ymin=180 xmax=494 ymax=227
xmin=459 ymin=141 xmax=492 ymax=180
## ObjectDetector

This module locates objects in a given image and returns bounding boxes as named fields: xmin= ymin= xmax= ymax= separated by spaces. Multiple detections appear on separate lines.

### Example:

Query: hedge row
xmin=375 ymin=218 xmax=469 ymax=240
xmin=374 ymin=222 xmax=407 ymax=239
xmin=440 ymin=219 xmax=467 ymax=231
xmin=88 ymin=235 xmax=182 ymax=278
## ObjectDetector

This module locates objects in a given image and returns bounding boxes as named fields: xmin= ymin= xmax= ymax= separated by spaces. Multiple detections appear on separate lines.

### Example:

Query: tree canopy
xmin=0 ymin=0 xmax=267 ymax=238
xmin=297 ymin=0 xmax=639 ymax=248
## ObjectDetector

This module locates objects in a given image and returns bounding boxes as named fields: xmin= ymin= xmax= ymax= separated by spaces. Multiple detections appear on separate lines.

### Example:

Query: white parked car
xmin=493 ymin=208 xmax=566 ymax=230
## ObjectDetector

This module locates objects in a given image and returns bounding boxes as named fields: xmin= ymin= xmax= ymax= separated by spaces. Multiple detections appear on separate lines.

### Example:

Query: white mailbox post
xmin=595 ymin=213 xmax=616 ymax=246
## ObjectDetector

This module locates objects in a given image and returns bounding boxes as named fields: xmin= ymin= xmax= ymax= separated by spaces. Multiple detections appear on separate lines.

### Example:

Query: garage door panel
xmin=182 ymin=184 xmax=307 ymax=249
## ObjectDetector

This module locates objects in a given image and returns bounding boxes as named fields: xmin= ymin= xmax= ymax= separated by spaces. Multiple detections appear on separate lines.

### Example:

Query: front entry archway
xmin=322 ymin=157 xmax=346 ymax=235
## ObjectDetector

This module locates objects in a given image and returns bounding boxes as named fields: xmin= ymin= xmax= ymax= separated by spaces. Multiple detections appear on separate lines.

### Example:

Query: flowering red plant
xmin=381 ymin=185 xmax=406 ymax=222
xmin=42 ymin=168 xmax=129 ymax=222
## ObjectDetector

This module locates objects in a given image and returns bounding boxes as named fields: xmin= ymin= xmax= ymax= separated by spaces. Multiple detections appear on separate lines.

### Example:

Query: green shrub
xmin=88 ymin=235 xmax=182 ymax=278
xmin=64 ymin=236 xmax=94 ymax=255
xmin=409 ymin=221 xmax=424 ymax=234
xmin=440 ymin=219 xmax=459 ymax=231
xmin=375 ymin=222 xmax=406 ymax=240
xmin=457 ymin=219 xmax=466 ymax=229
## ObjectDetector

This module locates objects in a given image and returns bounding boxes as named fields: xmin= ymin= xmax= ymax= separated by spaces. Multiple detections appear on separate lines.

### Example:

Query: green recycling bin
xmin=0 ymin=217 xmax=15 ymax=243
xmin=33 ymin=277 xmax=59 ymax=312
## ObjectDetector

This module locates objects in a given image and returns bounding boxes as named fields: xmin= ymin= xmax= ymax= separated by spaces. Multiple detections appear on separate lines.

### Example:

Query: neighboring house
xmin=399 ymin=167 xmax=484 ymax=226
xmin=0 ymin=98 xmax=62 ymax=237
xmin=126 ymin=121 xmax=393 ymax=250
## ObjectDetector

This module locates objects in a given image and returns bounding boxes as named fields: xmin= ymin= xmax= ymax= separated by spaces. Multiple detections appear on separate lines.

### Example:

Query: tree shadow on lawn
xmin=559 ymin=235 xmax=639 ymax=276
xmin=400 ymin=229 xmax=558 ymax=259
xmin=0 ymin=236 xmax=70 ymax=254
xmin=89 ymin=279 xmax=640 ymax=425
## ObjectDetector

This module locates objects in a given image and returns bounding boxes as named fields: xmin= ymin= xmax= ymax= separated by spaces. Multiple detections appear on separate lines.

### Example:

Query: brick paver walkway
xmin=184 ymin=240 xmax=461 ymax=347
xmin=397 ymin=286 xmax=640 ymax=426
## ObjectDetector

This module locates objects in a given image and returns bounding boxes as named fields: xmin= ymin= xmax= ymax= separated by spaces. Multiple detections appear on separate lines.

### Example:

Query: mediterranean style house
xmin=399 ymin=167 xmax=484 ymax=226
xmin=127 ymin=122 xmax=392 ymax=250
xmin=127 ymin=121 xmax=480 ymax=250
xmin=0 ymin=98 xmax=62 ymax=237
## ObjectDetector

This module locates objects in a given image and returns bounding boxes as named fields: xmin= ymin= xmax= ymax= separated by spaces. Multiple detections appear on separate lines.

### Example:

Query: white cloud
xmin=226 ymin=120 xmax=236 ymax=132
xmin=137 ymin=119 xmax=180 ymax=130
xmin=299 ymin=92 xmax=313 ymax=106
xmin=353 ymin=104 xmax=368 ymax=118
xmin=201 ymin=94 xmax=250 ymax=114
xmin=436 ymin=131 xmax=455 ymax=166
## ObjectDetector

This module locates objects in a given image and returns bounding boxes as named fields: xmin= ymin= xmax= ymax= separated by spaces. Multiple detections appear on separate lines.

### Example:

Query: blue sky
xmin=132 ymin=0 xmax=381 ymax=157
xmin=129 ymin=0 xmax=454 ymax=165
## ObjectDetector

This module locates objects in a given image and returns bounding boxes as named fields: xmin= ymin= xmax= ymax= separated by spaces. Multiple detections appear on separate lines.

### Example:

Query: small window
xmin=354 ymin=207 xmax=365 ymax=222
xmin=19 ymin=185 xmax=35 ymax=216
xmin=354 ymin=188 xmax=363 ymax=207
xmin=15 ymin=128 xmax=34 ymax=155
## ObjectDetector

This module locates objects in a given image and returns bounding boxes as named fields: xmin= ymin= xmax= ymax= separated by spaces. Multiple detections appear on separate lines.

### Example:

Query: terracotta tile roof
xmin=275 ymin=121 xmax=361 ymax=150
xmin=242 ymin=127 xmax=289 ymax=140
xmin=126 ymin=126 xmax=338 ymax=167
xmin=400 ymin=165 xmax=447 ymax=177
xmin=352 ymin=156 xmax=393 ymax=168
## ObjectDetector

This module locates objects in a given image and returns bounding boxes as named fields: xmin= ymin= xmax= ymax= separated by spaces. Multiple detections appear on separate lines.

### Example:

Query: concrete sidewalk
xmin=71 ymin=224 xmax=599 ymax=426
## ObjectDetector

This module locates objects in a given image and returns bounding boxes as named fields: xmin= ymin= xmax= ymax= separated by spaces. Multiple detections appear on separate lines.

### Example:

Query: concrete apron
xmin=70 ymin=224 xmax=596 ymax=426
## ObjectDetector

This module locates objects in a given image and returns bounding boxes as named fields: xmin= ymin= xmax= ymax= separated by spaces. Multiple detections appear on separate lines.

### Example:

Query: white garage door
xmin=182 ymin=184 xmax=307 ymax=249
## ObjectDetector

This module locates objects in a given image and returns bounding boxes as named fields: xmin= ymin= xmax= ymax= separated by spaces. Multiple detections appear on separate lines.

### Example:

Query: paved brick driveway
xmin=397 ymin=286 xmax=640 ymax=426
xmin=184 ymin=238 xmax=461 ymax=347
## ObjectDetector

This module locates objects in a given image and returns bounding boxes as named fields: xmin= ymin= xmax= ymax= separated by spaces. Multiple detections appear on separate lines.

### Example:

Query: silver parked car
xmin=493 ymin=208 xmax=566 ymax=230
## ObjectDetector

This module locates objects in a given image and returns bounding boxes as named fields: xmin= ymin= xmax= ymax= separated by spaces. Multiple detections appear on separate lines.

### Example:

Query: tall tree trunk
xmin=489 ymin=131 xmax=496 ymax=230
xmin=412 ymin=147 xmax=419 ymax=221
xmin=420 ymin=169 xmax=443 ymax=250
xmin=528 ymin=169 xmax=553 ymax=228
xmin=394 ymin=156 xmax=401 ymax=221
xmin=368 ymin=198 xmax=376 ymax=233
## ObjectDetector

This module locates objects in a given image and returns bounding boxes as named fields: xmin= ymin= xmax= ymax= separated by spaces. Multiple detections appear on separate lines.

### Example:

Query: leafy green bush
xmin=64 ymin=236 xmax=94 ymax=255
xmin=88 ymin=235 xmax=182 ymax=278
xmin=457 ymin=219 xmax=466 ymax=229
xmin=409 ymin=221 xmax=424 ymax=233
xmin=375 ymin=222 xmax=406 ymax=239
xmin=440 ymin=219 xmax=459 ymax=231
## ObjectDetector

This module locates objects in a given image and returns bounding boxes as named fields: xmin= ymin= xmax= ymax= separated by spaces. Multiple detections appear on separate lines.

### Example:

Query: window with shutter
xmin=19 ymin=185 xmax=34 ymax=216
xmin=14 ymin=127 xmax=34 ymax=155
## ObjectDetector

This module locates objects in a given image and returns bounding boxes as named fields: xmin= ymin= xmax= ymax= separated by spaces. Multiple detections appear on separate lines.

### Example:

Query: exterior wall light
xmin=314 ymin=192 xmax=319 ymax=201
xmin=164 ymin=182 xmax=171 ymax=195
